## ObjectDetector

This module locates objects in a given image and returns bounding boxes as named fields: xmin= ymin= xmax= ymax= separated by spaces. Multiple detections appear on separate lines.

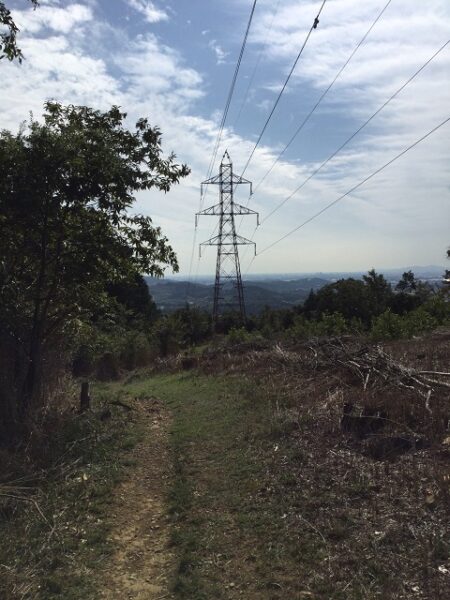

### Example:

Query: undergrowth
xmin=116 ymin=339 xmax=450 ymax=600
xmin=0 ymin=389 xmax=139 ymax=600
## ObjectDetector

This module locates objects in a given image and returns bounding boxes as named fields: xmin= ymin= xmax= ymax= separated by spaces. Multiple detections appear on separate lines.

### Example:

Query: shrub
xmin=421 ymin=294 xmax=450 ymax=324
xmin=402 ymin=308 xmax=437 ymax=337
xmin=227 ymin=327 xmax=253 ymax=345
xmin=371 ymin=309 xmax=404 ymax=340
xmin=289 ymin=312 xmax=348 ymax=340
xmin=315 ymin=312 xmax=348 ymax=336
xmin=288 ymin=315 xmax=313 ymax=340
xmin=120 ymin=332 xmax=153 ymax=370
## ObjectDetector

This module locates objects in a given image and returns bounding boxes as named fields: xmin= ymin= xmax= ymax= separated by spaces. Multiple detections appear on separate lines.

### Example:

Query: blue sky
xmin=2 ymin=0 xmax=450 ymax=275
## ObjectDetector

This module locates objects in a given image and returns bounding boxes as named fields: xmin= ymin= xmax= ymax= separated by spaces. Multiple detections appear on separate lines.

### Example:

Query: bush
xmin=227 ymin=327 xmax=253 ymax=345
xmin=371 ymin=302 xmax=444 ymax=340
xmin=150 ymin=319 xmax=181 ymax=357
xmin=421 ymin=294 xmax=450 ymax=324
xmin=96 ymin=352 xmax=120 ymax=381
xmin=315 ymin=312 xmax=348 ymax=336
xmin=289 ymin=312 xmax=348 ymax=340
xmin=371 ymin=310 xmax=404 ymax=340
xmin=289 ymin=315 xmax=313 ymax=340
xmin=120 ymin=332 xmax=154 ymax=370
xmin=402 ymin=308 xmax=437 ymax=337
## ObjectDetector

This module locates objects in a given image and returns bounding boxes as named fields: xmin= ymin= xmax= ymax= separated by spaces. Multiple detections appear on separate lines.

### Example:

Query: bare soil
xmin=98 ymin=397 xmax=175 ymax=600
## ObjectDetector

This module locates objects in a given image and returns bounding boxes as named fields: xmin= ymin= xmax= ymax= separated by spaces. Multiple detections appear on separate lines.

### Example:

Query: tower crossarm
xmin=195 ymin=203 xmax=221 ymax=226
xmin=231 ymin=203 xmax=259 ymax=225
xmin=229 ymin=173 xmax=252 ymax=189
xmin=201 ymin=173 xmax=252 ymax=193
xmin=196 ymin=202 xmax=259 ymax=226
xmin=200 ymin=174 xmax=221 ymax=193
xmin=199 ymin=233 xmax=255 ymax=257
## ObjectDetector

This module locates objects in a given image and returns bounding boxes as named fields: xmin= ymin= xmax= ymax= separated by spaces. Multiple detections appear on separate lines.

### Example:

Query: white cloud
xmin=1 ymin=0 xmax=449 ymax=275
xmin=118 ymin=34 xmax=204 ymax=113
xmin=126 ymin=0 xmax=168 ymax=24
xmin=208 ymin=39 xmax=229 ymax=65
xmin=0 ymin=4 xmax=211 ymax=274
xmin=12 ymin=3 xmax=92 ymax=34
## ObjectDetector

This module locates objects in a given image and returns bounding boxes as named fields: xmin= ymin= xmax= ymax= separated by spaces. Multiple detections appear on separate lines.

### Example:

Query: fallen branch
xmin=419 ymin=371 xmax=450 ymax=376
xmin=0 ymin=493 xmax=51 ymax=528
xmin=109 ymin=399 xmax=133 ymax=411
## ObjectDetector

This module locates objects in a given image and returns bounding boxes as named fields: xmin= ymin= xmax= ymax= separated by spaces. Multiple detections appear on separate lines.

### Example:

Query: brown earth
xmin=99 ymin=397 xmax=175 ymax=600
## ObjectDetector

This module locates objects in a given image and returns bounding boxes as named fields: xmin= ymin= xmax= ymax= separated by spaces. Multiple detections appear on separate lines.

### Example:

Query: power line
xmin=185 ymin=0 xmax=259 ymax=301
xmin=232 ymin=0 xmax=281 ymax=131
xmin=256 ymin=114 xmax=450 ymax=256
xmin=258 ymin=38 xmax=450 ymax=227
xmin=239 ymin=37 xmax=449 ymax=269
xmin=239 ymin=0 xmax=328 ymax=178
xmin=253 ymin=0 xmax=394 ymax=194
xmin=202 ymin=0 xmax=259 ymax=208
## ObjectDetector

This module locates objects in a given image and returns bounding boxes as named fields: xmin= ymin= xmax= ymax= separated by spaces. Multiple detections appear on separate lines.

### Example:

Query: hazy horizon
xmin=152 ymin=263 xmax=447 ymax=281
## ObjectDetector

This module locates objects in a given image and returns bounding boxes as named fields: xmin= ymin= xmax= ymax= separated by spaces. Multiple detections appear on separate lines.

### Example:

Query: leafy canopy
xmin=0 ymin=0 xmax=38 ymax=62
xmin=0 ymin=102 xmax=189 ymax=342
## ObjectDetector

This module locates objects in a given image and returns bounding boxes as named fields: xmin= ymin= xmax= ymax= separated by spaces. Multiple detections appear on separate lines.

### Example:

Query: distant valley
xmin=145 ymin=265 xmax=445 ymax=314
xmin=145 ymin=277 xmax=329 ymax=314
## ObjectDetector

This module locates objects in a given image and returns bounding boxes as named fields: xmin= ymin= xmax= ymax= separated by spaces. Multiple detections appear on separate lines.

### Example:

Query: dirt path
xmin=99 ymin=397 xmax=175 ymax=600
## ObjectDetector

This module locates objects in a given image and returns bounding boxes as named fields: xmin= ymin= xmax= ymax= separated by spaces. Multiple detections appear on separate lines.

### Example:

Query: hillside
xmin=145 ymin=277 xmax=330 ymax=313
xmin=146 ymin=267 xmax=445 ymax=314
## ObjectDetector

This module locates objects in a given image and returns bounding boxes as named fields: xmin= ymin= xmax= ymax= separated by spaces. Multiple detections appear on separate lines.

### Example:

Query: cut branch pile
xmin=312 ymin=339 xmax=450 ymax=399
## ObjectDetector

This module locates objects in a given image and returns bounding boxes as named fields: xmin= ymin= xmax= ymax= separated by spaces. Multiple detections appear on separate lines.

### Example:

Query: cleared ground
xmin=1 ymin=333 xmax=449 ymax=599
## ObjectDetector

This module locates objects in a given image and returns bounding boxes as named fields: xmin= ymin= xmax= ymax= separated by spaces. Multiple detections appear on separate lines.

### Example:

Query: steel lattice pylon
xmin=197 ymin=152 xmax=258 ymax=324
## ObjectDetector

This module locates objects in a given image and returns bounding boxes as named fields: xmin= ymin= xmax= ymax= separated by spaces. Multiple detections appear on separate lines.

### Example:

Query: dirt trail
xmin=99 ymin=397 xmax=175 ymax=600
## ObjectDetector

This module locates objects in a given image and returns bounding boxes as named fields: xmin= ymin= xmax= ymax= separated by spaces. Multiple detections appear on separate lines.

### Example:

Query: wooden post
xmin=80 ymin=381 xmax=90 ymax=412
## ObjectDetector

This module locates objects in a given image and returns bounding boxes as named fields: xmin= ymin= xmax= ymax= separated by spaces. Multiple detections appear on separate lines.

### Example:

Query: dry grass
xmin=0 ymin=386 xmax=140 ymax=600
xmin=184 ymin=331 xmax=450 ymax=598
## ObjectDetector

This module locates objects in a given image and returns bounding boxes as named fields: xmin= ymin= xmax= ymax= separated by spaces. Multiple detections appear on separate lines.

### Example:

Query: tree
xmin=170 ymin=305 xmax=211 ymax=346
xmin=395 ymin=270 xmax=417 ymax=293
xmin=444 ymin=248 xmax=450 ymax=294
xmin=302 ymin=288 xmax=317 ymax=317
xmin=106 ymin=273 xmax=159 ymax=329
xmin=363 ymin=269 xmax=392 ymax=315
xmin=312 ymin=278 xmax=372 ymax=324
xmin=1 ymin=1 xmax=38 ymax=62
xmin=0 ymin=102 xmax=189 ymax=442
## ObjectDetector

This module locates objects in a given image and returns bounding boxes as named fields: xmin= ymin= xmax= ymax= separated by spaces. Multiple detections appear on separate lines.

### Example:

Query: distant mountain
xmin=145 ymin=266 xmax=446 ymax=314
xmin=145 ymin=277 xmax=328 ymax=314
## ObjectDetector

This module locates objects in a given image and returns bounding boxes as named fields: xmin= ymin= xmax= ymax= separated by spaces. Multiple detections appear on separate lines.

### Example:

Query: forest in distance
xmin=146 ymin=265 xmax=446 ymax=313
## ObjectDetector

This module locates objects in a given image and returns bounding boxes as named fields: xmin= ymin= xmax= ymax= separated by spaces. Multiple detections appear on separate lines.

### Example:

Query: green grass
xmin=100 ymin=371 xmax=326 ymax=599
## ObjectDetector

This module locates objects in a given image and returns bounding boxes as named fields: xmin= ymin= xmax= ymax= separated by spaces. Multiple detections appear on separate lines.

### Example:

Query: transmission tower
xmin=197 ymin=151 xmax=258 ymax=324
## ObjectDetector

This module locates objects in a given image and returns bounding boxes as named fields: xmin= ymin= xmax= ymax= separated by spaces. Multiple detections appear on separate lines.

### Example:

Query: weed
xmin=0 ymin=390 xmax=136 ymax=600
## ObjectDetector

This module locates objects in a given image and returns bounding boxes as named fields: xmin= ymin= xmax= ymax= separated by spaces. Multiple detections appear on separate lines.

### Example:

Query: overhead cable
xmin=253 ymin=0 xmax=394 ymax=194
xmin=239 ymin=37 xmax=449 ymax=268
xmin=239 ymin=0 xmax=328 ymax=178
xmin=233 ymin=0 xmax=282 ymax=130
xmin=201 ymin=0 xmax=259 ymax=208
xmin=256 ymin=115 xmax=450 ymax=256
xmin=258 ymin=38 xmax=450 ymax=226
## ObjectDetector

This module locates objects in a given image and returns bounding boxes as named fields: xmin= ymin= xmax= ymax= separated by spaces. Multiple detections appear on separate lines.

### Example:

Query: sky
xmin=2 ymin=0 xmax=450 ymax=276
